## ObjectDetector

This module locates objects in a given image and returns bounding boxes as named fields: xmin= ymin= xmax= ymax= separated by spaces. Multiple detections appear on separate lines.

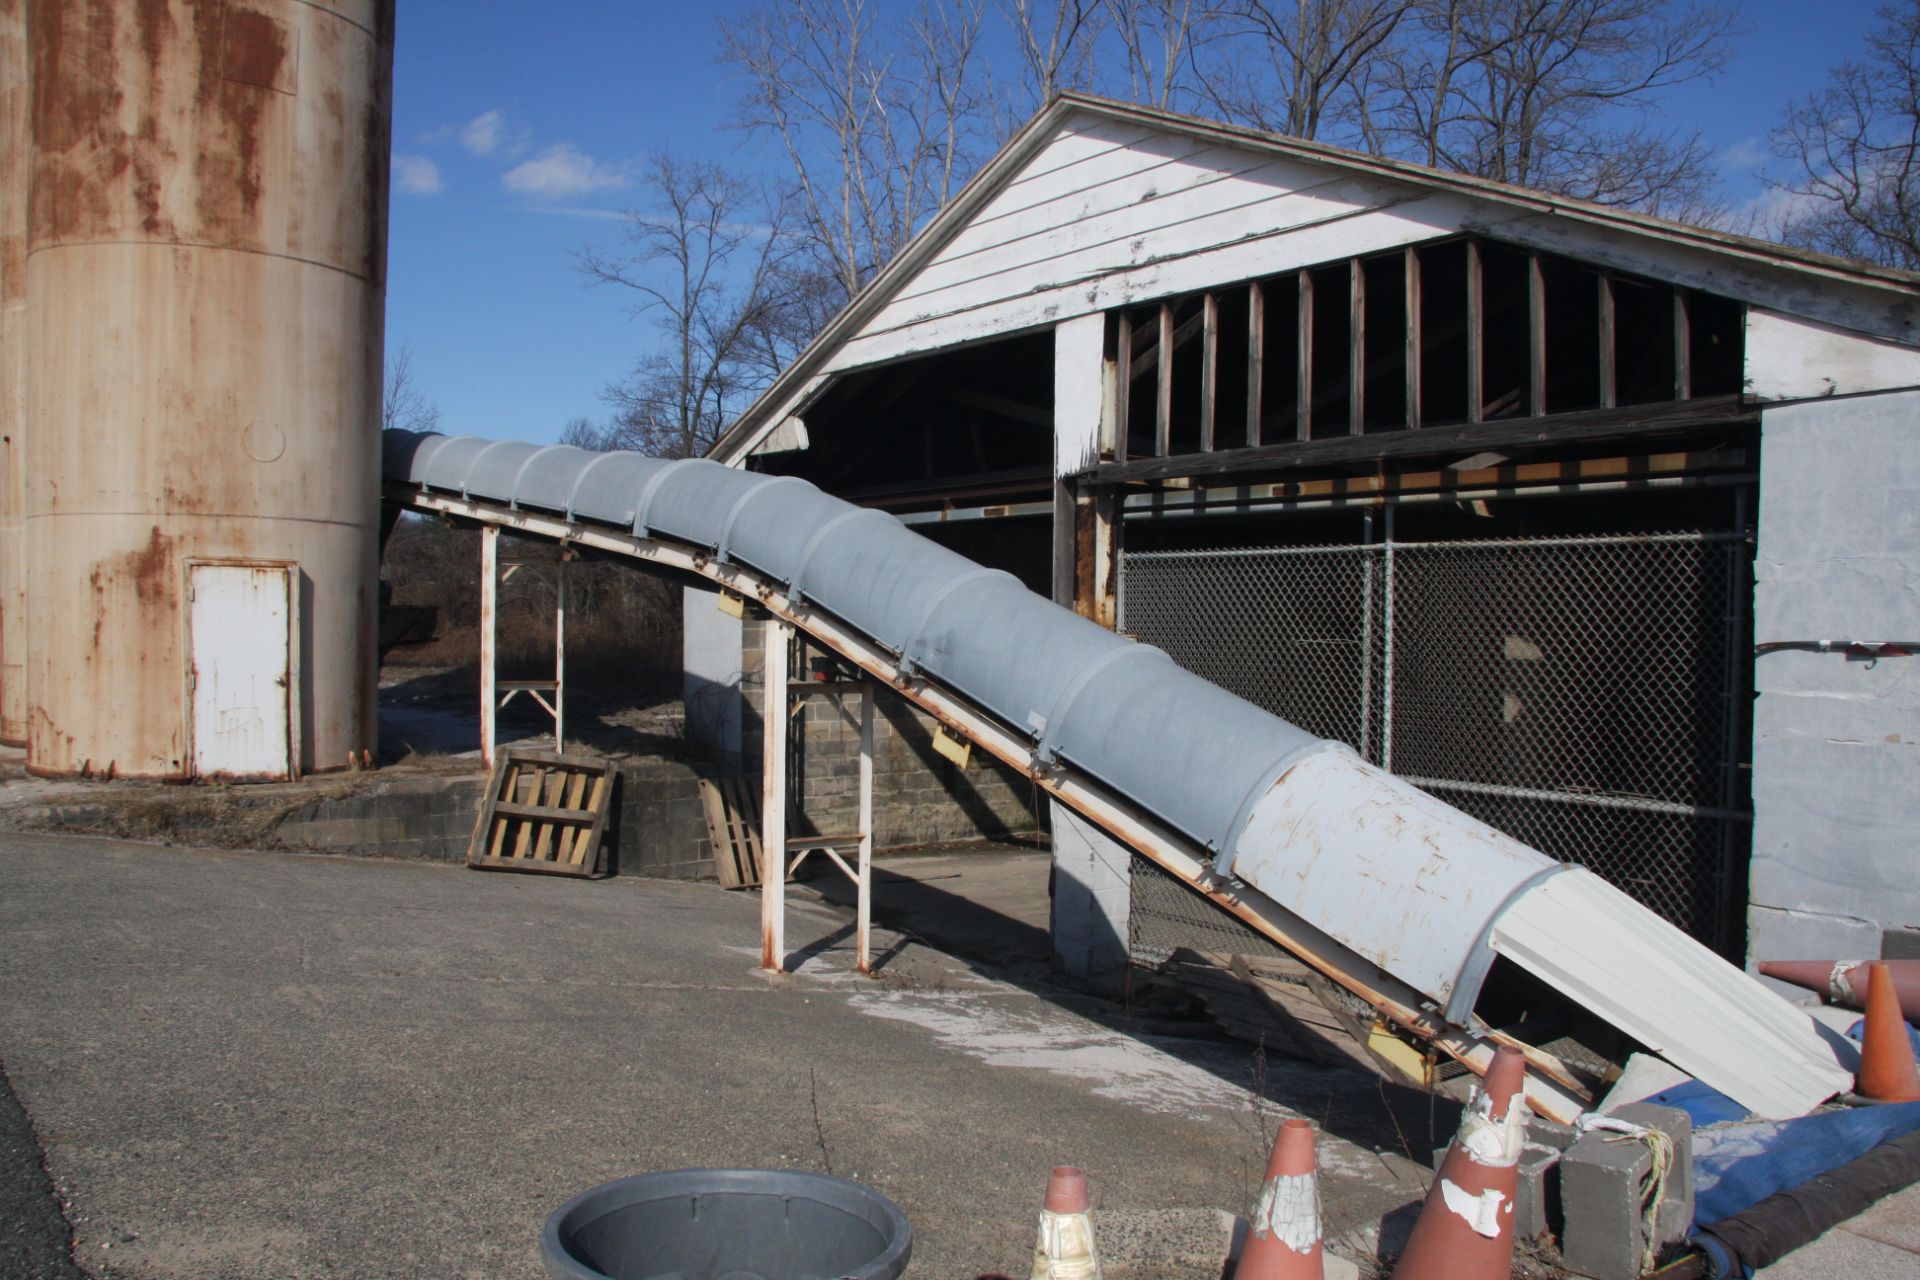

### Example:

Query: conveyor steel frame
xmin=392 ymin=483 xmax=1593 ymax=1122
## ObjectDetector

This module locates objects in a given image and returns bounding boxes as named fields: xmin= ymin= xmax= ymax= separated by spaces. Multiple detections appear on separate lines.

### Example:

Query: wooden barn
xmin=690 ymin=92 xmax=1920 ymax=985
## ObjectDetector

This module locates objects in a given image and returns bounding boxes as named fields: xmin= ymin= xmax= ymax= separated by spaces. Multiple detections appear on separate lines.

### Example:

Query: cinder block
xmin=1560 ymin=1104 xmax=1691 ymax=1280
xmin=1609 ymin=1103 xmax=1692 ymax=1247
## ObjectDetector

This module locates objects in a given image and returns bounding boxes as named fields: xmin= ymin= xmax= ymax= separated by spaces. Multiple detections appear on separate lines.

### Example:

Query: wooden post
xmin=1199 ymin=292 xmax=1218 ymax=452
xmin=1598 ymin=273 xmax=1617 ymax=410
xmin=856 ymin=683 xmax=874 ymax=974
xmin=1053 ymin=315 xmax=1106 ymax=608
xmin=1466 ymin=240 xmax=1484 ymax=424
xmin=1673 ymin=289 xmax=1692 ymax=400
xmin=1528 ymin=253 xmax=1547 ymax=418
xmin=1405 ymin=246 xmax=1423 ymax=429
xmin=1350 ymin=258 xmax=1366 ymax=433
xmin=759 ymin=616 xmax=791 ymax=974
xmin=1155 ymin=302 xmax=1173 ymax=457
xmin=1114 ymin=311 xmax=1132 ymax=451
xmin=1296 ymin=270 xmax=1314 ymax=440
xmin=479 ymin=524 xmax=498 ymax=770
xmin=1247 ymin=279 xmax=1265 ymax=447
xmin=1072 ymin=486 xmax=1121 ymax=631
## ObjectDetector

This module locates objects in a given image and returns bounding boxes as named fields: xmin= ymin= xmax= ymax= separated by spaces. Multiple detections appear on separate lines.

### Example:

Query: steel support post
xmin=856 ymin=682 xmax=875 ymax=974
xmin=759 ymin=616 xmax=791 ymax=973
xmin=479 ymin=524 xmax=499 ymax=770
xmin=554 ymin=555 xmax=568 ymax=752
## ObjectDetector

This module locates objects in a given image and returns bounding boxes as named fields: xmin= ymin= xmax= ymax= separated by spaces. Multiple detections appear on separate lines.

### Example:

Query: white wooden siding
xmin=734 ymin=106 xmax=1920 ymax=459
xmin=1745 ymin=308 xmax=1920 ymax=401
xmin=830 ymin=191 xmax=1490 ymax=371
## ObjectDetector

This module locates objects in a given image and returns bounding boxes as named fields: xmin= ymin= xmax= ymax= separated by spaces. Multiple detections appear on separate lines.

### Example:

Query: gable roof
xmin=713 ymin=92 xmax=1920 ymax=464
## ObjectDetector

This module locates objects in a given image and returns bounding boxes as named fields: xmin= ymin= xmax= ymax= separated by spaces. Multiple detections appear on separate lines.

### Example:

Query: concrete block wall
xmin=1750 ymin=390 xmax=1920 ymax=962
xmin=276 ymin=761 xmax=718 ymax=880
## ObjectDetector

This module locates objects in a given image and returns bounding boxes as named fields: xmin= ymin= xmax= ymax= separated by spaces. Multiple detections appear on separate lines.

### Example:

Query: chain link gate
xmin=1121 ymin=525 xmax=1752 ymax=967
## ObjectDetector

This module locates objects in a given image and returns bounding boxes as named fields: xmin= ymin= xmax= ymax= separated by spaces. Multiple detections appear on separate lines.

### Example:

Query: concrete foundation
xmin=1049 ymin=800 xmax=1132 ymax=988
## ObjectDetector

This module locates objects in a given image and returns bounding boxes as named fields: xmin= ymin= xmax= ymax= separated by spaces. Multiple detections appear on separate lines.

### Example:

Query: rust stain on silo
xmin=23 ymin=0 xmax=396 ymax=780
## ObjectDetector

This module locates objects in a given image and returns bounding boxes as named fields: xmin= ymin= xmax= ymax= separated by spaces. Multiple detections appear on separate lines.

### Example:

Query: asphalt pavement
xmin=0 ymin=831 xmax=1438 ymax=1279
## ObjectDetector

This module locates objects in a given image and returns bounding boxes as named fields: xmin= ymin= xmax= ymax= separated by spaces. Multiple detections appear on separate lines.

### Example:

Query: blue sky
xmin=385 ymin=1 xmax=1887 ymax=445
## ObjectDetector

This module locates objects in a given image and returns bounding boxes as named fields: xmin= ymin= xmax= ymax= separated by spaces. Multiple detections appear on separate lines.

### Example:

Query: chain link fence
xmin=1121 ymin=527 xmax=1751 ymax=964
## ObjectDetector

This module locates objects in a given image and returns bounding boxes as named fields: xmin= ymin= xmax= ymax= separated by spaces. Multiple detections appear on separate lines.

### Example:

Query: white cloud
xmin=502 ymin=144 xmax=630 ymax=200
xmin=1720 ymin=136 xmax=1770 ymax=176
xmin=460 ymin=109 xmax=506 ymax=156
xmin=392 ymin=153 xmax=442 ymax=195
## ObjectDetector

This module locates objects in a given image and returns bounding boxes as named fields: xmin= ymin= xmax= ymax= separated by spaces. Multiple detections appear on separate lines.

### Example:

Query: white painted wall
xmin=1750 ymin=389 xmax=1920 ymax=962
xmin=1746 ymin=309 xmax=1920 ymax=402
xmin=1050 ymin=800 xmax=1133 ymax=987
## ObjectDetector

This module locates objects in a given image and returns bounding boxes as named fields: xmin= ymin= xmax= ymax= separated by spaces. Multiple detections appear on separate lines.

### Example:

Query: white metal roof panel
xmin=1489 ymin=868 xmax=1849 ymax=1119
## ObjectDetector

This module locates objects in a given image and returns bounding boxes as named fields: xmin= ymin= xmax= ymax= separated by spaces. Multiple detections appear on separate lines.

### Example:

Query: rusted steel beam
xmin=760 ymin=615 xmax=791 ymax=973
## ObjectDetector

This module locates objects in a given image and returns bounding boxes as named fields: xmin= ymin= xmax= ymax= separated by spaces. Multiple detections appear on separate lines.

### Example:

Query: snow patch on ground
xmin=845 ymin=987 xmax=1378 ymax=1181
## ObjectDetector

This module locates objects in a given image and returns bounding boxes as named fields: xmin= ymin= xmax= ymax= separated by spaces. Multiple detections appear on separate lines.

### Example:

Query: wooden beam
xmin=1247 ymin=279 xmax=1265 ymax=448
xmin=1528 ymin=253 xmax=1547 ymax=418
xmin=1115 ymin=311 xmax=1132 ymax=449
xmin=1674 ymin=288 xmax=1692 ymax=400
xmin=1200 ymin=292 xmax=1218 ymax=452
xmin=1126 ymin=308 xmax=1206 ymax=380
xmin=939 ymin=386 xmax=1051 ymax=428
xmin=1350 ymin=258 xmax=1366 ymax=433
xmin=1598 ymin=273 xmax=1617 ymax=410
xmin=1297 ymin=270 xmax=1313 ymax=441
xmin=1083 ymin=394 xmax=1755 ymax=486
xmin=1466 ymin=240 xmax=1485 ymax=424
xmin=1155 ymin=302 xmax=1173 ymax=457
xmin=1406 ymin=246 xmax=1423 ymax=429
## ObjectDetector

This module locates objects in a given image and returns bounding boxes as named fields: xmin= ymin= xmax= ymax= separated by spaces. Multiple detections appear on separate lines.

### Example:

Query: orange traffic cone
xmin=1760 ymin=958 xmax=1920 ymax=1024
xmin=1391 ymin=1045 xmax=1528 ymax=1280
xmin=1031 ymin=1165 xmax=1102 ymax=1280
xmin=1236 ymin=1117 xmax=1324 ymax=1279
xmin=1856 ymin=961 xmax=1920 ymax=1102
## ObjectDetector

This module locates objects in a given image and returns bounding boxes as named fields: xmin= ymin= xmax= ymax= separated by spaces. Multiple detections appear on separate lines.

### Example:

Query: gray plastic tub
xmin=540 ymin=1169 xmax=913 ymax=1280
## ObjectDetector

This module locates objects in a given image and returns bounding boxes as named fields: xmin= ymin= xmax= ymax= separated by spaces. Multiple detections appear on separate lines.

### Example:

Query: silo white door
xmin=189 ymin=564 xmax=293 ymax=781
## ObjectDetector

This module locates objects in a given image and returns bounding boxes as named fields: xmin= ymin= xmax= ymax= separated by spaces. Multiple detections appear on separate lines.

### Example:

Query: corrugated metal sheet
xmin=1491 ymin=869 xmax=1849 ymax=1118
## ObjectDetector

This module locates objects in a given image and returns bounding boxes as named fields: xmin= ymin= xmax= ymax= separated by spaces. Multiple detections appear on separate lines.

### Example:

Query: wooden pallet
xmin=699 ymin=775 xmax=765 ymax=888
xmin=467 ymin=751 xmax=612 ymax=877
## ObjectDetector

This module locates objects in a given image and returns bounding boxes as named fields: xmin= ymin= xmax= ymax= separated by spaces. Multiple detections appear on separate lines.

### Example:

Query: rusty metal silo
xmin=0 ymin=0 xmax=26 ymax=747
xmin=24 ymin=0 xmax=395 ymax=779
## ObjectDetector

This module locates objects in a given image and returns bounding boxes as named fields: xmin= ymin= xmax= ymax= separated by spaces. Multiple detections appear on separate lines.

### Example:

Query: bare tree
xmin=719 ymin=0 xmax=993 ymax=303
xmin=557 ymin=417 xmax=612 ymax=451
xmin=1353 ymin=0 xmax=1736 ymax=212
xmin=382 ymin=344 xmax=441 ymax=434
xmin=1192 ymin=0 xmax=1409 ymax=138
xmin=1769 ymin=2 xmax=1920 ymax=269
xmin=1108 ymin=0 xmax=1223 ymax=110
xmin=578 ymin=153 xmax=801 ymax=459
xmin=1004 ymin=0 xmax=1106 ymax=107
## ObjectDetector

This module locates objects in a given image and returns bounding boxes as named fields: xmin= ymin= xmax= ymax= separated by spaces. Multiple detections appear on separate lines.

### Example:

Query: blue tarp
xmin=1684 ymin=1019 xmax=1920 ymax=1224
